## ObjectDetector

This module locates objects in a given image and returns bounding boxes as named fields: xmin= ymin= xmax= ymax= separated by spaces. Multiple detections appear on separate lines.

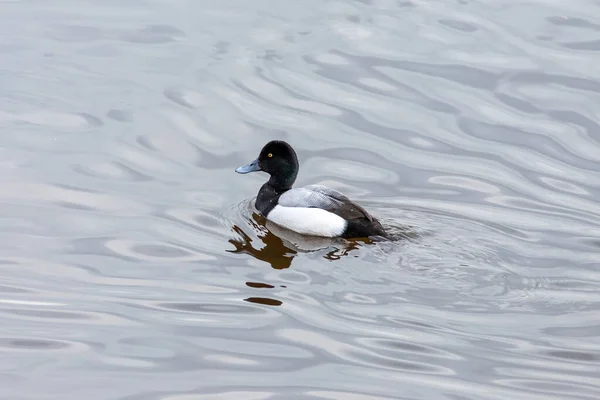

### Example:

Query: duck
xmin=235 ymin=140 xmax=387 ymax=239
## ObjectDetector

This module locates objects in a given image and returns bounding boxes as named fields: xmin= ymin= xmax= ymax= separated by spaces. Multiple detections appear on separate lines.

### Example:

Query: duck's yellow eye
xmin=268 ymin=153 xmax=273 ymax=158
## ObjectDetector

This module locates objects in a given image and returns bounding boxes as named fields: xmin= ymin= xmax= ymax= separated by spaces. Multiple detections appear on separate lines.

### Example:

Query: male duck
xmin=235 ymin=140 xmax=387 ymax=239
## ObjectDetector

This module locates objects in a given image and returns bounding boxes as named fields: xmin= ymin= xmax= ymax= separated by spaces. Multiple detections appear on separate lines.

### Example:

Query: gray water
xmin=2 ymin=0 xmax=600 ymax=399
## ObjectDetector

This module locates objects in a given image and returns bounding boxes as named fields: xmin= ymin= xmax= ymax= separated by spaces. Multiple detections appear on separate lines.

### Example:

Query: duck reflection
xmin=243 ymin=297 xmax=283 ymax=306
xmin=227 ymin=212 xmax=371 ymax=269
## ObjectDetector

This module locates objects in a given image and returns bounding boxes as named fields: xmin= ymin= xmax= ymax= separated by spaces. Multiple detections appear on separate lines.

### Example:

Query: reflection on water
xmin=2 ymin=0 xmax=600 ymax=399
xmin=244 ymin=297 xmax=283 ymax=307
xmin=246 ymin=282 xmax=276 ymax=289
xmin=227 ymin=211 xmax=384 ymax=270
xmin=228 ymin=219 xmax=297 ymax=270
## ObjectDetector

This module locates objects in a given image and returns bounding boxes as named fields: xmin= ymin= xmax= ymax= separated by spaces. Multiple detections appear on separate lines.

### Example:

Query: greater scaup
xmin=235 ymin=140 xmax=387 ymax=239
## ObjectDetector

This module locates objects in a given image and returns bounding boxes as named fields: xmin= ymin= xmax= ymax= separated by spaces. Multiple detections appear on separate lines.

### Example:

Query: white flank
xmin=267 ymin=205 xmax=347 ymax=238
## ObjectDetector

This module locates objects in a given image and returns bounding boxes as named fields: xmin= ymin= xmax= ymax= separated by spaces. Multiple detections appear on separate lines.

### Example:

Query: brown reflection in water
xmin=323 ymin=237 xmax=373 ymax=261
xmin=244 ymin=297 xmax=283 ymax=306
xmin=246 ymin=282 xmax=275 ymax=289
xmin=227 ymin=218 xmax=297 ymax=269
xmin=228 ymin=212 xmax=368 ymax=269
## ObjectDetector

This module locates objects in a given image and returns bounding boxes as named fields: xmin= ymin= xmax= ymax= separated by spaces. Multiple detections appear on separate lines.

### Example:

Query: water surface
xmin=1 ymin=0 xmax=600 ymax=399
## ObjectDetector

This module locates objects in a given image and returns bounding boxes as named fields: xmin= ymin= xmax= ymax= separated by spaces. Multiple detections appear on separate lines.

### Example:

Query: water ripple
xmin=2 ymin=0 xmax=600 ymax=399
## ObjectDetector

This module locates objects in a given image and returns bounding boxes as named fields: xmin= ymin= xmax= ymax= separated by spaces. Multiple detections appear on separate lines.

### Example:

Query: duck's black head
xmin=236 ymin=140 xmax=299 ymax=190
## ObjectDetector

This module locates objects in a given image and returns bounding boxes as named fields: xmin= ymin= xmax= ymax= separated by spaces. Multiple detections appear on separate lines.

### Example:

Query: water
xmin=1 ymin=0 xmax=600 ymax=398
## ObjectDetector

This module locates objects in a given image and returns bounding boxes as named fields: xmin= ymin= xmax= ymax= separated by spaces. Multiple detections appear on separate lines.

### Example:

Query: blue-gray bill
xmin=235 ymin=159 xmax=261 ymax=174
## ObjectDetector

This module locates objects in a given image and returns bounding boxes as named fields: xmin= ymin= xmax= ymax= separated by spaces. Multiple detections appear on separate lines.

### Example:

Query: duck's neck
xmin=256 ymin=168 xmax=297 ymax=216
xmin=267 ymin=167 xmax=297 ymax=190
xmin=256 ymin=182 xmax=288 ymax=216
